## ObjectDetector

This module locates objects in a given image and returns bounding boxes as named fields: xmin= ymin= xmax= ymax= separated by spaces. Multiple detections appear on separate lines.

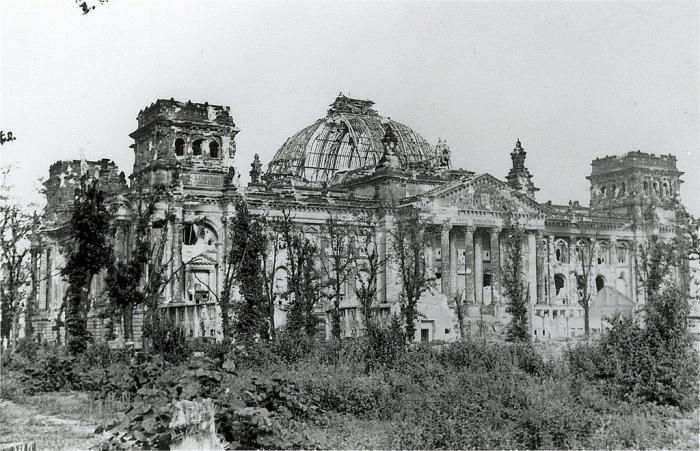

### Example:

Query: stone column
xmin=536 ymin=231 xmax=545 ymax=304
xmin=464 ymin=226 xmax=476 ymax=303
xmin=609 ymin=237 xmax=617 ymax=267
xmin=450 ymin=228 xmax=458 ymax=297
xmin=547 ymin=235 xmax=555 ymax=304
xmin=474 ymin=230 xmax=483 ymax=303
xmin=490 ymin=227 xmax=501 ymax=301
xmin=172 ymin=220 xmax=183 ymax=303
xmin=378 ymin=223 xmax=387 ymax=304
xmin=441 ymin=223 xmax=452 ymax=295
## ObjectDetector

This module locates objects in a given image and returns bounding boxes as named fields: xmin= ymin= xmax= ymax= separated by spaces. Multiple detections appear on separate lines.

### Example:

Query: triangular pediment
xmin=418 ymin=173 xmax=546 ymax=215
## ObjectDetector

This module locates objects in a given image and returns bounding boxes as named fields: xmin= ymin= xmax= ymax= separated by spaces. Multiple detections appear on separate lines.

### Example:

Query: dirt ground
xmin=0 ymin=393 xmax=104 ymax=451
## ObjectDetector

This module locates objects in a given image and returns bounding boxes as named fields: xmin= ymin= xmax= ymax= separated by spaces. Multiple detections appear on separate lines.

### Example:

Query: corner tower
xmin=587 ymin=151 xmax=683 ymax=225
xmin=129 ymin=99 xmax=240 ymax=192
xmin=506 ymin=139 xmax=539 ymax=199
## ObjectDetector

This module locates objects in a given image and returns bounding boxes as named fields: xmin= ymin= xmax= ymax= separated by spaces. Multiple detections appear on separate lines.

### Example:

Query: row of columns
xmin=440 ymin=224 xmax=502 ymax=303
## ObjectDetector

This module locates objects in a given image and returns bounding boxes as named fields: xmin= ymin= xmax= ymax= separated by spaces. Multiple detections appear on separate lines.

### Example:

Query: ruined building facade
xmin=29 ymin=95 xmax=684 ymax=345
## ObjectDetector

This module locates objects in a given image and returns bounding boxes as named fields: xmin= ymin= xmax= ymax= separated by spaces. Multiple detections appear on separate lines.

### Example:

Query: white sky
xmin=1 ymin=0 xmax=698 ymax=214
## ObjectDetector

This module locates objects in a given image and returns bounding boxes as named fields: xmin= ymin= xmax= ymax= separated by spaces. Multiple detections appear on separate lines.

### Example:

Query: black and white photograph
xmin=1 ymin=1 xmax=698 ymax=449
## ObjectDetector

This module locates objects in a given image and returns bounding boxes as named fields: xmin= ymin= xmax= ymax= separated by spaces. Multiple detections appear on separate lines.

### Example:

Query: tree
xmin=573 ymin=237 xmax=596 ymax=337
xmin=501 ymin=211 xmax=530 ymax=342
xmin=319 ymin=211 xmax=357 ymax=339
xmin=228 ymin=200 xmax=270 ymax=344
xmin=61 ymin=175 xmax=113 ymax=354
xmin=260 ymin=218 xmax=283 ymax=341
xmin=352 ymin=212 xmax=384 ymax=327
xmin=104 ymin=182 xmax=174 ymax=344
xmin=0 ymin=170 xmax=40 ymax=348
xmin=278 ymin=210 xmax=321 ymax=337
xmin=451 ymin=290 xmax=468 ymax=340
xmin=390 ymin=213 xmax=434 ymax=343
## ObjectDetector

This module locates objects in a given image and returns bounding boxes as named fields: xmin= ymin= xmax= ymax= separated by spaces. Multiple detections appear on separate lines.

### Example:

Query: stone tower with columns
xmin=587 ymin=150 xmax=683 ymax=226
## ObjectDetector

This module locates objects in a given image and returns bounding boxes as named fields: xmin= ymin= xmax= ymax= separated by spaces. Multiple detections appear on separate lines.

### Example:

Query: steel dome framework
xmin=266 ymin=95 xmax=436 ymax=183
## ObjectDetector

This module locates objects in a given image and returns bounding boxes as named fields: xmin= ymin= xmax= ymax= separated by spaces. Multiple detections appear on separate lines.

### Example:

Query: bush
xmin=567 ymin=305 xmax=700 ymax=411
xmin=300 ymin=370 xmax=394 ymax=417
xmin=393 ymin=371 xmax=600 ymax=449
xmin=437 ymin=340 xmax=550 ymax=376
xmin=80 ymin=342 xmax=131 ymax=368
xmin=146 ymin=317 xmax=191 ymax=364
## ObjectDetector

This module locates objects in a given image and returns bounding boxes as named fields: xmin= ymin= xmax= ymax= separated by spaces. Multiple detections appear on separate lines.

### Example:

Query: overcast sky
xmin=1 ymin=0 xmax=698 ymax=213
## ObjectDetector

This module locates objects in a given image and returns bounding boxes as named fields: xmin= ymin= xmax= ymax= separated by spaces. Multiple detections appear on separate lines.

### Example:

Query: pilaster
xmin=547 ymin=235 xmax=555 ymax=304
xmin=536 ymin=230 xmax=545 ymax=304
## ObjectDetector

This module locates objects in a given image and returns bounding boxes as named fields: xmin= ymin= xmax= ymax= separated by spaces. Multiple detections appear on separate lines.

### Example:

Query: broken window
xmin=182 ymin=223 xmax=198 ymax=245
xmin=595 ymin=275 xmax=605 ymax=292
xmin=554 ymin=273 xmax=565 ymax=296
xmin=209 ymin=141 xmax=220 ymax=158
xmin=192 ymin=139 xmax=203 ymax=156
xmin=174 ymin=138 xmax=185 ymax=156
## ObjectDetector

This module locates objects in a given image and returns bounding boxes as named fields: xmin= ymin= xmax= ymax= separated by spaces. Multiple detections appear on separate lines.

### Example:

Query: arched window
xmin=612 ymin=184 xmax=617 ymax=197
xmin=554 ymin=274 xmax=566 ymax=296
xmin=643 ymin=181 xmax=649 ymax=194
xmin=554 ymin=240 xmax=568 ymax=263
xmin=595 ymin=275 xmax=605 ymax=292
xmin=182 ymin=223 xmax=198 ymax=245
xmin=174 ymin=138 xmax=185 ymax=156
xmin=192 ymin=139 xmax=203 ymax=156
xmin=662 ymin=182 xmax=669 ymax=196
xmin=209 ymin=141 xmax=220 ymax=158
xmin=600 ymin=185 xmax=607 ymax=197
xmin=595 ymin=242 xmax=607 ymax=265
xmin=653 ymin=181 xmax=659 ymax=194
xmin=616 ymin=245 xmax=627 ymax=264
xmin=621 ymin=182 xmax=626 ymax=196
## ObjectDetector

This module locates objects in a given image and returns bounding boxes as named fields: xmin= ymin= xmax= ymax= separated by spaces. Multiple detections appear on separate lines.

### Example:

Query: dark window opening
xmin=595 ymin=275 xmax=605 ymax=292
xmin=554 ymin=274 xmax=565 ymax=296
xmin=555 ymin=248 xmax=562 ymax=262
xmin=183 ymin=224 xmax=198 ymax=245
xmin=643 ymin=181 xmax=649 ymax=193
xmin=421 ymin=329 xmax=430 ymax=343
xmin=174 ymin=138 xmax=185 ymax=156
xmin=483 ymin=273 xmax=492 ymax=287
xmin=192 ymin=139 xmax=203 ymax=156
xmin=209 ymin=141 xmax=219 ymax=158
xmin=621 ymin=182 xmax=626 ymax=195
xmin=444 ymin=328 xmax=450 ymax=334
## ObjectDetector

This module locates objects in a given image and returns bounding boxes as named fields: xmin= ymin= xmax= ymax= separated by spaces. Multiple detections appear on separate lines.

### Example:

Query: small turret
xmin=506 ymin=139 xmax=539 ymax=199
xmin=250 ymin=154 xmax=263 ymax=184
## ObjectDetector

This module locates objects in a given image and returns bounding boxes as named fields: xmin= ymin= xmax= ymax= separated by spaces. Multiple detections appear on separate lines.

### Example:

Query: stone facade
xmin=28 ymin=95 xmax=684 ymax=345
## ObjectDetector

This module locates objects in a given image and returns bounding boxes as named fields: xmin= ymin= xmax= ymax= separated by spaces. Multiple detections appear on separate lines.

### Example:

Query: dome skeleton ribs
xmin=266 ymin=94 xmax=436 ymax=183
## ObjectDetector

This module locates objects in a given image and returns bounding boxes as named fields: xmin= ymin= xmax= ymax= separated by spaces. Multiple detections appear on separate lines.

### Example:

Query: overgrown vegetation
xmin=61 ymin=175 xmax=114 ymax=354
